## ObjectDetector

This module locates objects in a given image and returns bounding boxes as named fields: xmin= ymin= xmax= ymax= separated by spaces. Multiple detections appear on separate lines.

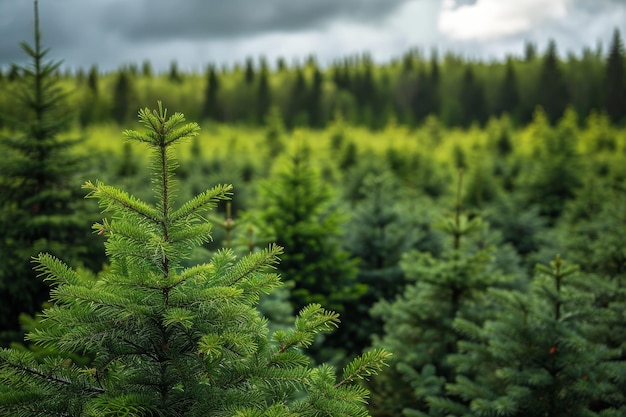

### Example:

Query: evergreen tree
xmin=254 ymin=145 xmax=364 ymax=360
xmin=605 ymin=28 xmax=626 ymax=124
xmin=0 ymin=102 xmax=390 ymax=416
xmin=287 ymin=67 xmax=308 ymax=128
xmin=410 ymin=66 xmax=437 ymax=123
xmin=496 ymin=57 xmax=520 ymax=119
xmin=168 ymin=60 xmax=182 ymax=83
xmin=446 ymin=256 xmax=625 ymax=417
xmin=538 ymin=40 xmax=568 ymax=124
xmin=459 ymin=66 xmax=486 ymax=127
xmin=342 ymin=172 xmax=418 ymax=354
xmin=521 ymin=108 xmax=582 ymax=220
xmin=202 ymin=64 xmax=221 ymax=122
xmin=370 ymin=174 xmax=512 ymax=416
xmin=308 ymin=66 xmax=324 ymax=128
xmin=256 ymin=64 xmax=271 ymax=124
xmin=112 ymin=69 xmax=133 ymax=125
xmin=245 ymin=56 xmax=255 ymax=85
xmin=141 ymin=59 xmax=153 ymax=78
xmin=0 ymin=0 xmax=103 ymax=345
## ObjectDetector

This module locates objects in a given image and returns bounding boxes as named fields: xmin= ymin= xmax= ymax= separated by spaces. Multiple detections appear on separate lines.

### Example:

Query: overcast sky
xmin=1 ymin=0 xmax=625 ymax=72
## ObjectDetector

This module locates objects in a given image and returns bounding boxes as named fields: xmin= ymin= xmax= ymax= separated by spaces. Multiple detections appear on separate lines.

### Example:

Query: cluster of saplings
xmin=1 ymin=2 xmax=626 ymax=416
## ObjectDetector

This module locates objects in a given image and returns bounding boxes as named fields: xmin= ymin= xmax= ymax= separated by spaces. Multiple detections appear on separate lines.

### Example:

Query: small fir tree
xmin=446 ymin=256 xmax=625 ymax=417
xmin=0 ymin=102 xmax=389 ymax=416
xmin=254 ymin=144 xmax=364 ymax=361
xmin=369 ymin=172 xmax=513 ymax=417
xmin=0 ymin=0 xmax=103 ymax=345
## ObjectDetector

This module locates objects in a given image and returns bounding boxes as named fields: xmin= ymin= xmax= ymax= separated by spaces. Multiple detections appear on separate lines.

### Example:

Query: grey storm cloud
xmin=99 ymin=0 xmax=412 ymax=41
xmin=0 ymin=0 xmax=625 ymax=71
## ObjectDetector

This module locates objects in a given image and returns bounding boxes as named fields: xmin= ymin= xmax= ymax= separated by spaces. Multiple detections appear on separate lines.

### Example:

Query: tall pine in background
xmin=0 ymin=0 xmax=102 ymax=345
xmin=605 ymin=28 xmax=626 ymax=125
xmin=0 ymin=102 xmax=390 ymax=416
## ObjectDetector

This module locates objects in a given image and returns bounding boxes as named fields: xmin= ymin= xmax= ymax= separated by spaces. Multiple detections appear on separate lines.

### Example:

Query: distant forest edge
xmin=0 ymin=29 xmax=625 ymax=130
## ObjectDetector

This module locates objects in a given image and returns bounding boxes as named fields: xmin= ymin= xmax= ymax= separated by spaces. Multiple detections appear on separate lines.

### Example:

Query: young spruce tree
xmin=0 ymin=0 xmax=103 ymax=345
xmin=446 ymin=256 xmax=625 ymax=416
xmin=0 ymin=103 xmax=389 ymax=416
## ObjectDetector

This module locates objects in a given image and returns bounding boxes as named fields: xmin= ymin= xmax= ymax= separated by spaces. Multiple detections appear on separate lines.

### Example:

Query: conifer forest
xmin=1 ymin=2 xmax=626 ymax=416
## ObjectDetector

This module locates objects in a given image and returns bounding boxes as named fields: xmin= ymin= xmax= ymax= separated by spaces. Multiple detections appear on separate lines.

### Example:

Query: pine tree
xmin=605 ymin=28 xmax=626 ymax=124
xmin=0 ymin=0 xmax=103 ymax=345
xmin=287 ymin=67 xmax=308 ymax=128
xmin=521 ymin=108 xmax=582 ymax=221
xmin=446 ymin=256 xmax=625 ymax=417
xmin=202 ymin=64 xmax=221 ymax=122
xmin=459 ymin=66 xmax=486 ymax=127
xmin=112 ymin=69 xmax=133 ymax=125
xmin=342 ymin=172 xmax=418 ymax=354
xmin=86 ymin=64 xmax=98 ymax=95
xmin=168 ymin=60 xmax=182 ymax=83
xmin=538 ymin=40 xmax=568 ymax=124
xmin=496 ymin=57 xmax=520 ymax=120
xmin=256 ymin=64 xmax=271 ymax=124
xmin=370 ymin=173 xmax=513 ymax=416
xmin=0 ymin=102 xmax=390 ymax=416
xmin=308 ymin=66 xmax=324 ymax=128
xmin=245 ymin=56 xmax=255 ymax=85
xmin=254 ymin=144 xmax=364 ymax=361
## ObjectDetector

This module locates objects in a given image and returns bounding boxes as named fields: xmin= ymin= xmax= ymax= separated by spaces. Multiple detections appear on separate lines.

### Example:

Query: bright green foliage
xmin=0 ymin=1 xmax=103 ymax=345
xmin=446 ymin=256 xmax=625 ymax=416
xmin=519 ymin=108 xmax=583 ymax=221
xmin=0 ymin=103 xmax=389 ymax=416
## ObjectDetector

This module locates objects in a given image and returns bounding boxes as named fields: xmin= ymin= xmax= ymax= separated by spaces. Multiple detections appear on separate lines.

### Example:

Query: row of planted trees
xmin=1 ymin=27 xmax=625 ymax=131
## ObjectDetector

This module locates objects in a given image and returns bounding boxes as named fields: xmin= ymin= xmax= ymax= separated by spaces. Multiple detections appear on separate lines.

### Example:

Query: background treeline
xmin=1 ymin=20 xmax=626 ymax=416
xmin=0 ymin=29 xmax=625 ymax=130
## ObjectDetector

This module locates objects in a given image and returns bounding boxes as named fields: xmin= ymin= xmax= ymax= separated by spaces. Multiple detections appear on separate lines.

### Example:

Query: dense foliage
xmin=0 ymin=103 xmax=390 ymax=416
xmin=1 ymin=3 xmax=625 ymax=415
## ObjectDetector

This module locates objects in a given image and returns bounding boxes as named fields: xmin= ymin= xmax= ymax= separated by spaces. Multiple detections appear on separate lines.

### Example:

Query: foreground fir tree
xmin=0 ymin=103 xmax=389 ymax=416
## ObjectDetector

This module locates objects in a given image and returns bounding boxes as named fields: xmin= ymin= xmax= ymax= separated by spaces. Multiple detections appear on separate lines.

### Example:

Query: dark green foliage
xmin=459 ymin=67 xmax=487 ymax=127
xmin=168 ymin=60 xmax=182 ymax=83
xmin=111 ymin=69 xmax=133 ymax=125
xmin=496 ymin=57 xmax=520 ymax=119
xmin=605 ymin=29 xmax=626 ymax=124
xmin=245 ymin=56 xmax=255 ymax=85
xmin=254 ymin=144 xmax=364 ymax=361
xmin=538 ymin=40 xmax=569 ymax=124
xmin=0 ymin=103 xmax=390 ymax=416
xmin=308 ymin=66 xmax=324 ymax=128
xmin=446 ymin=256 xmax=625 ymax=416
xmin=370 ymin=176 xmax=513 ymax=416
xmin=202 ymin=64 xmax=221 ymax=122
xmin=257 ymin=64 xmax=271 ymax=124
xmin=287 ymin=67 xmax=308 ymax=128
xmin=342 ymin=172 xmax=420 ymax=355
xmin=0 ymin=1 xmax=102 ymax=345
